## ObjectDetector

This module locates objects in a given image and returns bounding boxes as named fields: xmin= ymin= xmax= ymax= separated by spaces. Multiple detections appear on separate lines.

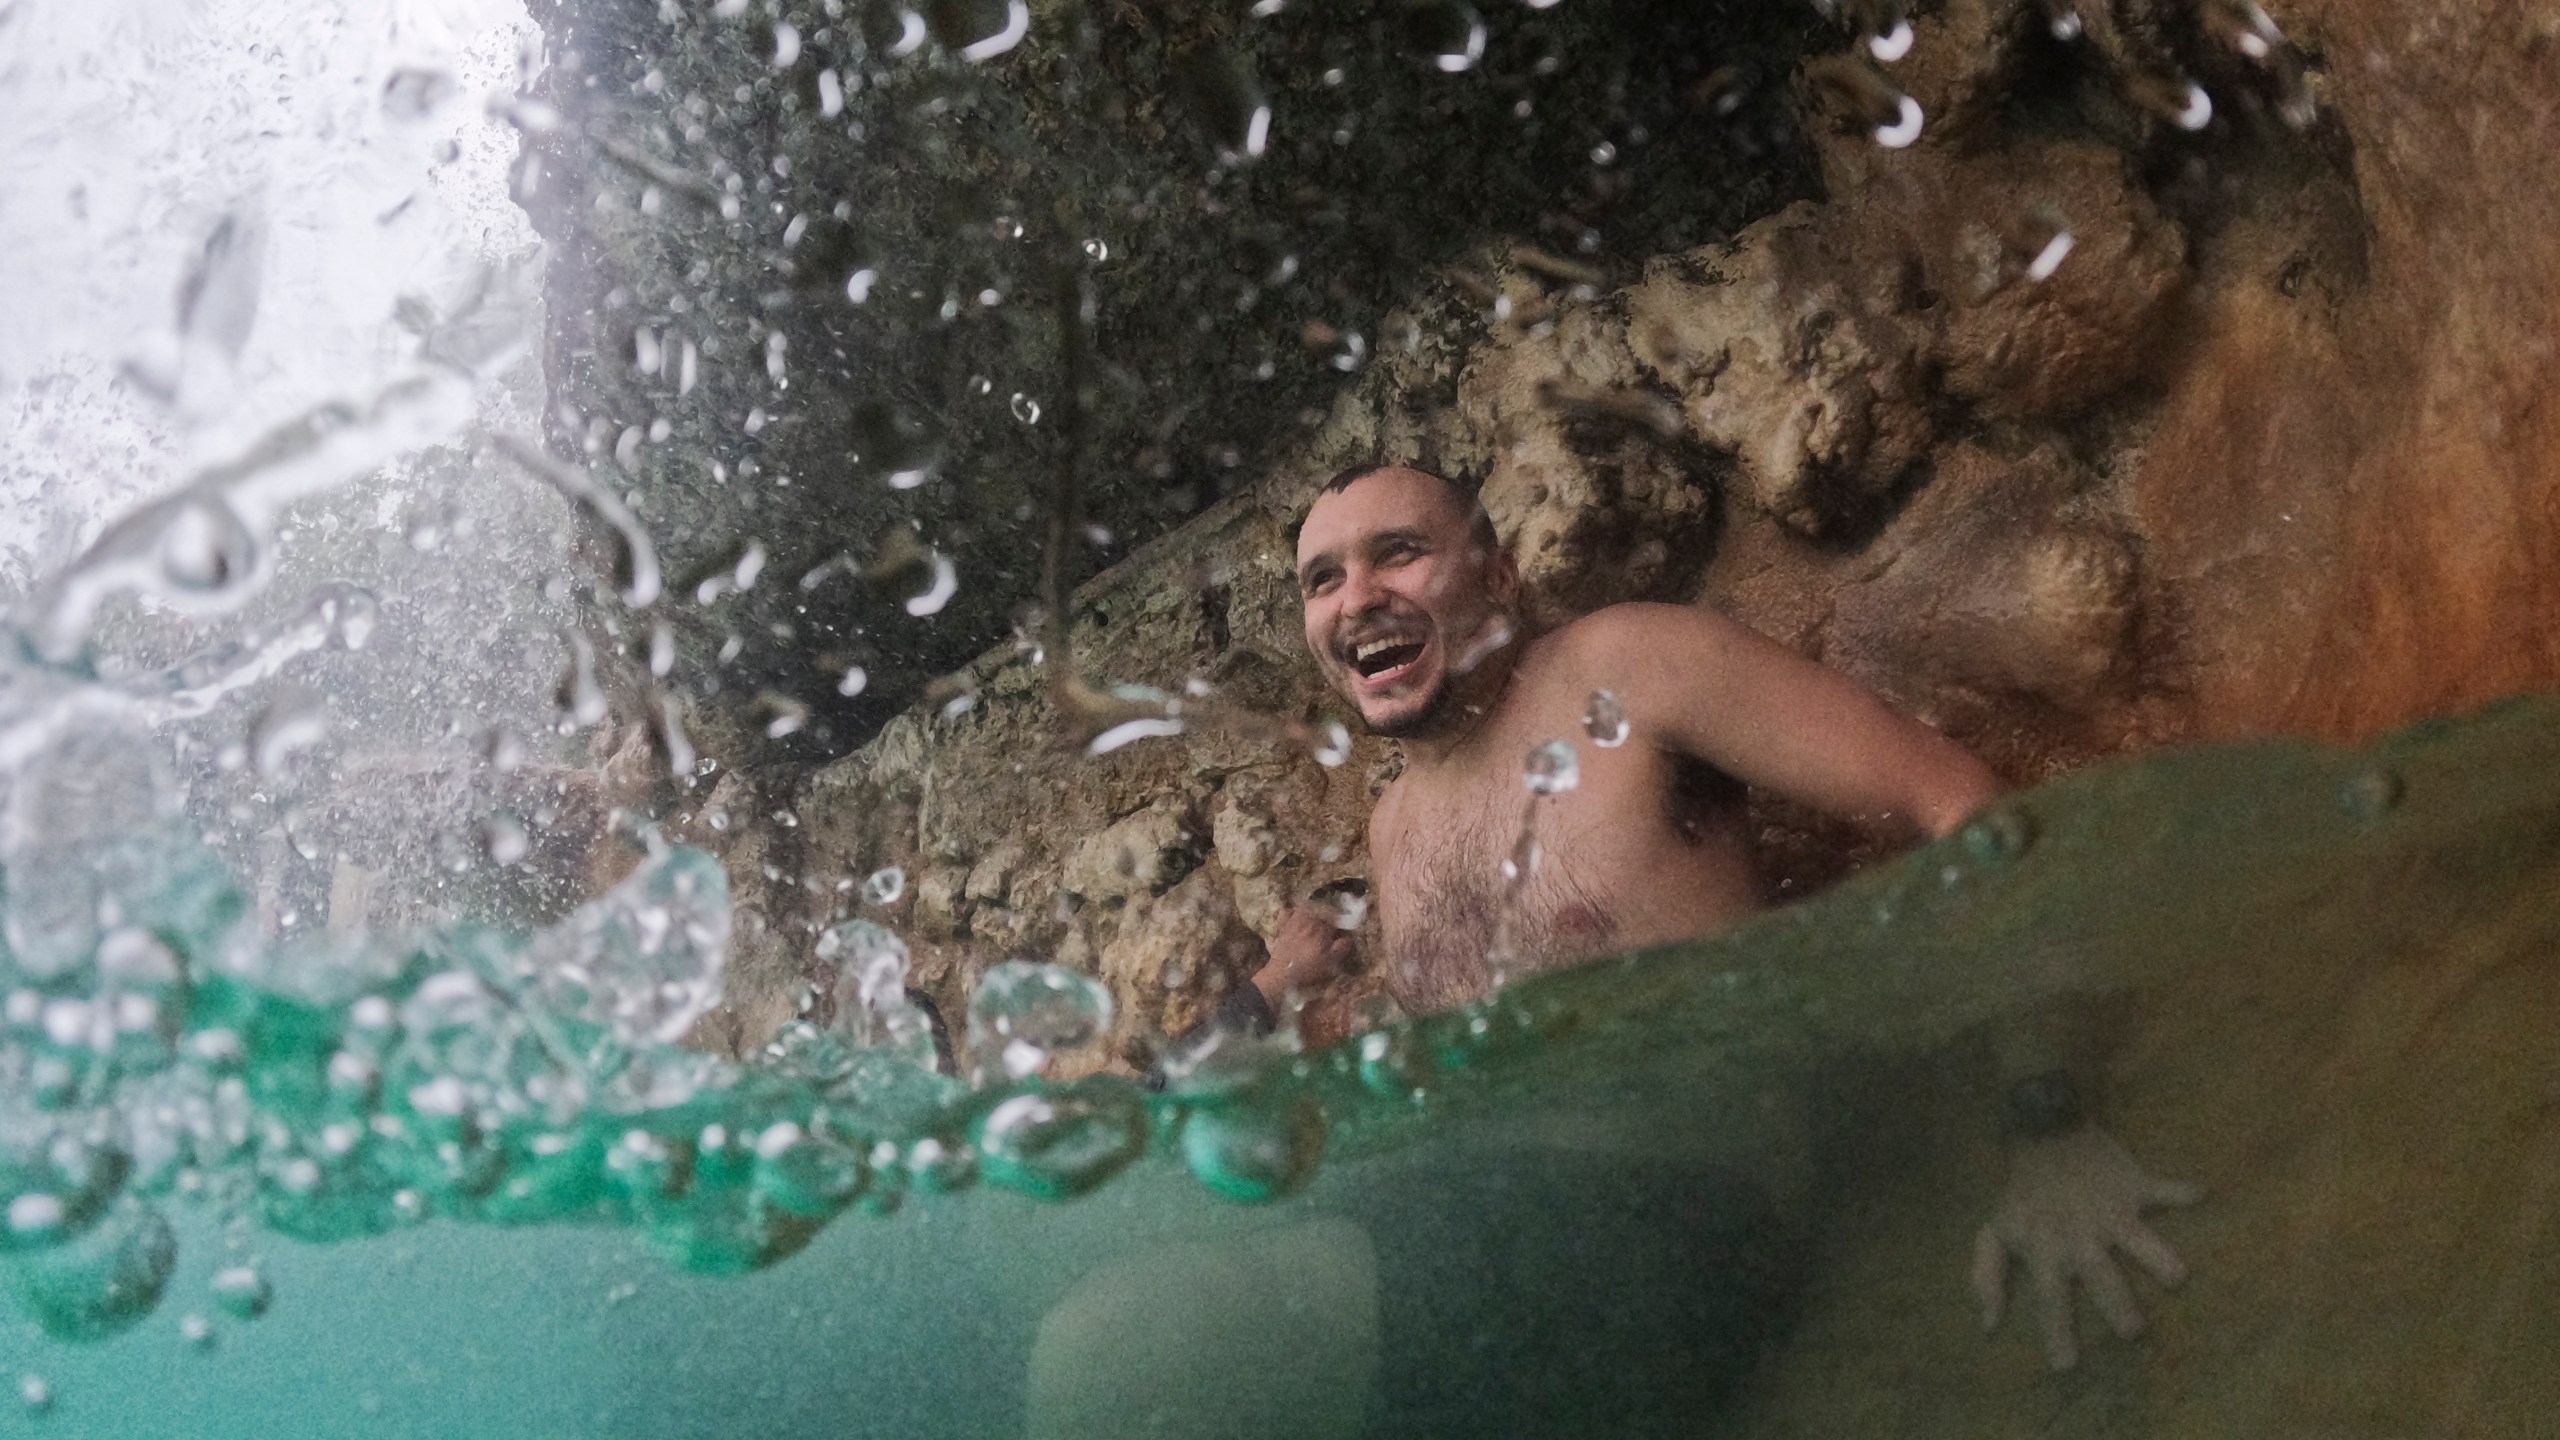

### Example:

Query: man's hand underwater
xmin=1971 ymin=1125 xmax=2203 ymax=1370
xmin=1253 ymin=905 xmax=1356 ymax=1006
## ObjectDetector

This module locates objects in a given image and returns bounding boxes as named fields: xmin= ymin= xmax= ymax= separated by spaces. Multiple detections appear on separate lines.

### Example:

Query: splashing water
xmin=964 ymin=962 xmax=1114 ymax=1084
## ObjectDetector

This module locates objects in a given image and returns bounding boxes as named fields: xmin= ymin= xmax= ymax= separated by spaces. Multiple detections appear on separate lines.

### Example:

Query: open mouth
xmin=1350 ymin=635 xmax=1426 ymax=683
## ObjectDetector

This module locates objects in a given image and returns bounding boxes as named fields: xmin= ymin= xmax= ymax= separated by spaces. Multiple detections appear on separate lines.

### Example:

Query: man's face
xmin=1295 ymin=468 xmax=1513 ymax=738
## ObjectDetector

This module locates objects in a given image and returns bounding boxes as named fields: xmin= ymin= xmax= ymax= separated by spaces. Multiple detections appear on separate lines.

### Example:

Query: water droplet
xmin=975 ymin=1081 xmax=1148 ymax=1200
xmin=249 ymin=687 xmax=329 ymax=780
xmin=1088 ymin=716 xmax=1186 ymax=754
xmin=837 ymin=665 xmax=869 ymax=698
xmin=760 ymin=692 xmax=808 ymax=739
xmin=178 ymin=1311 xmax=215 ymax=1349
xmin=1183 ymin=50 xmax=1271 ymax=161
xmin=816 ymin=918 xmax=914 ymax=1044
xmin=864 ymin=867 xmax=907 ymax=906
xmin=937 ymin=0 xmax=1030 ymax=61
xmin=479 ymin=813 xmax=529 ymax=866
xmin=1008 ymin=392 xmax=1041 ymax=425
xmin=966 ymin=961 xmax=1114 ymax=1083
xmin=322 ymin=586 xmax=379 ymax=650
xmin=1523 ymin=739 xmax=1580 ymax=795
xmin=1182 ymin=1090 xmax=1325 ymax=1203
xmin=1875 ymin=93 xmax=1924 ymax=148
xmin=654 ymin=695 xmax=696 ymax=782
xmin=849 ymin=397 xmax=952 ymax=486
xmin=1868 ymin=18 xmax=1914 ymax=63
xmin=2175 ymin=81 xmax=2213 ymax=130
xmin=2338 ymin=768 xmax=2403 ymax=820
xmin=1357 ymin=1026 xmax=1422 ymax=1096
xmin=210 ymin=1264 xmax=271 ymax=1320
xmin=557 ymin=633 xmax=608 ymax=730
xmin=771 ymin=21 xmax=801 ymax=67
xmin=497 ymin=437 xmax=661 ymax=609
xmin=18 ymin=1376 xmax=51 ymax=1415
xmin=647 ymin=622 xmax=675 ymax=678
xmin=2028 ymin=230 xmax=2075 ymax=281
xmin=903 ymin=551 xmax=958 ymax=617
xmin=1582 ymin=691 xmax=1629 ymax=747
xmin=1404 ymin=1 xmax=1488 ymax=73
xmin=483 ymin=727 xmax=525 ymax=772
xmin=1081 ymin=237 xmax=1110 ymax=262
xmin=1313 ymin=720 xmax=1352 ymax=767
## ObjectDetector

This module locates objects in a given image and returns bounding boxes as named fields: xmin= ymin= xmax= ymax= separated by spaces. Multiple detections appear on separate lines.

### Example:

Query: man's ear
xmin=1486 ymin=542 xmax=1523 ymax=612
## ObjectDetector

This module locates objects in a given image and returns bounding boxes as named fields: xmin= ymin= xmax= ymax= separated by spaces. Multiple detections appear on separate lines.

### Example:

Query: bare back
xmin=1370 ymin=619 xmax=1766 ymax=1014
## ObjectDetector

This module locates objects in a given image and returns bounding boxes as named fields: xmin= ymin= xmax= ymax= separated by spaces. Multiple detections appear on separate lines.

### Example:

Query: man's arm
xmin=1569 ymin=602 xmax=1999 ymax=839
xmin=1581 ymin=602 xmax=2198 ymax=1370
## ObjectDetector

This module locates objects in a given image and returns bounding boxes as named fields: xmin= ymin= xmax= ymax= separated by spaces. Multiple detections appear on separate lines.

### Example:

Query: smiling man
xmin=1246 ymin=460 xmax=2200 ymax=1373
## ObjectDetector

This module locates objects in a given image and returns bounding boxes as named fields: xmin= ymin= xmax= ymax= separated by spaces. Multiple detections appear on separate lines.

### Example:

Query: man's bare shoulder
xmin=1533 ymin=601 xmax=1739 ymax=676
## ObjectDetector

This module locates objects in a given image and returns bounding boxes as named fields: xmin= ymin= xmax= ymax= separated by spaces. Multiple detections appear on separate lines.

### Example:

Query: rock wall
xmin=517 ymin=0 xmax=1825 ymax=766
xmin=659 ymin=0 xmax=2560 ymax=1071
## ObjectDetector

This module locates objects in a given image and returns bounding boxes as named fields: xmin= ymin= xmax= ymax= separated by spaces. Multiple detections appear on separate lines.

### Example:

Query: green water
xmin=7 ymin=690 xmax=2560 ymax=1436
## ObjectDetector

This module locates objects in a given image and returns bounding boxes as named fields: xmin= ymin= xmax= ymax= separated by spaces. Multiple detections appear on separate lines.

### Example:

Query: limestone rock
xmin=966 ymin=839 xmax=1028 ymax=904
xmin=1628 ymin=206 xmax=1937 ymax=537
xmin=1061 ymin=802 xmax=1201 ymax=907
xmin=1909 ymin=142 xmax=2190 ymax=420
xmin=911 ymin=865 xmax=968 ymax=941
xmin=1212 ymin=795 xmax=1279 ymax=879
xmin=1828 ymin=447 xmax=2142 ymax=722
xmin=1465 ymin=299 xmax=1719 ymax=623
xmin=1097 ymin=868 xmax=1267 ymax=1050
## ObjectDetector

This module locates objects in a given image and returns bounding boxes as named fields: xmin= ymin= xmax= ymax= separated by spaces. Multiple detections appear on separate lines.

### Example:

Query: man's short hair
xmin=1300 ymin=463 xmax=1500 ymax=552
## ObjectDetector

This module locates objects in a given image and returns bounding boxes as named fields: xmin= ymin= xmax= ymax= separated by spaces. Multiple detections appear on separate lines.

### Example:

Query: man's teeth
xmin=1355 ymin=639 xmax=1403 ymax=661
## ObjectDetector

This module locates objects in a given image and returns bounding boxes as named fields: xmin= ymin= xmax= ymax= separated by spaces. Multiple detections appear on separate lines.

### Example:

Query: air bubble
xmin=1009 ymin=392 xmax=1041 ymax=425
xmin=1959 ymin=807 xmax=2036 ymax=866
xmin=210 ymin=1264 xmax=271 ymax=1320
xmin=2338 ymin=769 xmax=2403 ymax=820
xmin=975 ymin=1082 xmax=1147 ymax=1200
xmin=1182 ymin=1090 xmax=1325 ymax=1202
xmin=863 ymin=867 xmax=906 ymax=906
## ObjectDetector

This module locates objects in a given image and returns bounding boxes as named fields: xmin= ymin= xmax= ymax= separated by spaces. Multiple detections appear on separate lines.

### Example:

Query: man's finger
xmin=2112 ymin=1218 xmax=2189 ymax=1289
xmin=2138 ymin=1173 xmax=2204 ymax=1208
xmin=2032 ymin=1255 xmax=2078 ymax=1371
xmin=2075 ymin=1244 xmax=2147 ymax=1340
xmin=1970 ymin=1225 xmax=2008 ymax=1331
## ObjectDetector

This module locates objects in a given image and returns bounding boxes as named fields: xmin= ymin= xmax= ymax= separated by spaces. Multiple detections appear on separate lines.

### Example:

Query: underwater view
xmin=3 ymin=0 xmax=2559 ymax=1434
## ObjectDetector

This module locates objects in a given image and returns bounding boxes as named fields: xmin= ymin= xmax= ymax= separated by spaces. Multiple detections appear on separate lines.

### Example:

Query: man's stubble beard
xmin=1359 ymin=676 xmax=1454 ymax=739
